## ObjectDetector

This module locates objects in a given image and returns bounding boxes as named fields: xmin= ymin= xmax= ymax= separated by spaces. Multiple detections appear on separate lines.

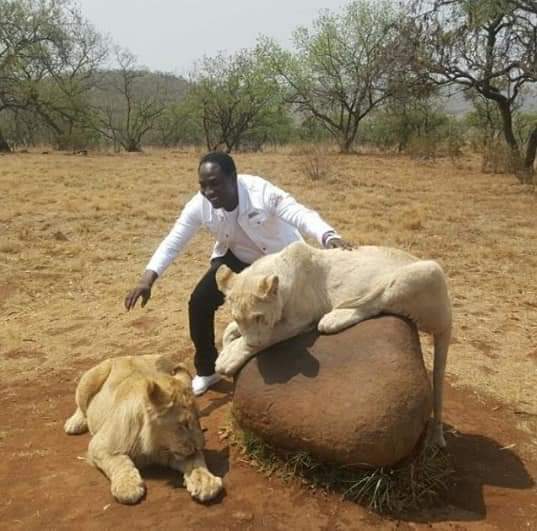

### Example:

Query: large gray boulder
xmin=232 ymin=315 xmax=432 ymax=468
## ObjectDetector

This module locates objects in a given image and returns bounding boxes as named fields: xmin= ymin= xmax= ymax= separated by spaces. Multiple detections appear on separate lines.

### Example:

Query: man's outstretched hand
xmin=124 ymin=270 xmax=158 ymax=310
xmin=325 ymin=236 xmax=354 ymax=250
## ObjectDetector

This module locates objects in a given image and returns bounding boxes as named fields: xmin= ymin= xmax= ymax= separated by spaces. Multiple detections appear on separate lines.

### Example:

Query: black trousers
xmin=189 ymin=251 xmax=249 ymax=376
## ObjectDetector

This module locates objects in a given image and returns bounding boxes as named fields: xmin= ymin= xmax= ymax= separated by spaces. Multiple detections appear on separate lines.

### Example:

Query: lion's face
xmin=217 ymin=267 xmax=283 ymax=348
xmin=147 ymin=374 xmax=205 ymax=458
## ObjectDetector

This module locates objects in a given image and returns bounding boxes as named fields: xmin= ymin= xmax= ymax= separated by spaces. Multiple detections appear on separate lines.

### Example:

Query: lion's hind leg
xmin=381 ymin=260 xmax=452 ymax=448
xmin=65 ymin=359 xmax=112 ymax=435
xmin=64 ymin=407 xmax=88 ymax=434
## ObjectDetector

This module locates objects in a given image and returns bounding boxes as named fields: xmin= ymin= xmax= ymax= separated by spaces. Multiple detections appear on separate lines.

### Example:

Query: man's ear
xmin=258 ymin=274 xmax=279 ymax=298
xmin=216 ymin=265 xmax=236 ymax=295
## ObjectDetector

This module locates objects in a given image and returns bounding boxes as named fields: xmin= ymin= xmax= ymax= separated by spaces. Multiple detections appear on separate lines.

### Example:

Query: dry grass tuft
xmin=295 ymin=143 xmax=331 ymax=181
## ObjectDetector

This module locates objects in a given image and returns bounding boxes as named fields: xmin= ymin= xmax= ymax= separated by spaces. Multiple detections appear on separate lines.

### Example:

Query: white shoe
xmin=192 ymin=373 xmax=222 ymax=396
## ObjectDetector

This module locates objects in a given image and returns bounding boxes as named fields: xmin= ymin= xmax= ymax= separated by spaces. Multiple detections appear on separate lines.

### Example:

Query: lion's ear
xmin=258 ymin=274 xmax=279 ymax=298
xmin=172 ymin=363 xmax=192 ymax=388
xmin=172 ymin=362 xmax=191 ymax=379
xmin=147 ymin=379 xmax=172 ymax=408
xmin=216 ymin=265 xmax=236 ymax=295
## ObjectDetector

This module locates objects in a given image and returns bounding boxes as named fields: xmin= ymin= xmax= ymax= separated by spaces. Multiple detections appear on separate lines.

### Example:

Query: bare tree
xmin=90 ymin=49 xmax=168 ymax=152
xmin=412 ymin=0 xmax=537 ymax=181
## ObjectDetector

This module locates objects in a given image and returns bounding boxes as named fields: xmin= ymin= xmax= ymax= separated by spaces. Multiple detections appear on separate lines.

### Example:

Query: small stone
xmin=232 ymin=511 xmax=254 ymax=522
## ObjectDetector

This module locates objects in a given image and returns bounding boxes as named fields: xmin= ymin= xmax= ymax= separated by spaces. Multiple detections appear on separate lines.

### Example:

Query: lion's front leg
xmin=222 ymin=320 xmax=241 ymax=347
xmin=215 ymin=336 xmax=256 ymax=376
xmin=318 ymin=308 xmax=374 ymax=334
xmin=216 ymin=321 xmax=310 ymax=376
xmin=170 ymin=451 xmax=223 ymax=502
xmin=88 ymin=437 xmax=145 ymax=505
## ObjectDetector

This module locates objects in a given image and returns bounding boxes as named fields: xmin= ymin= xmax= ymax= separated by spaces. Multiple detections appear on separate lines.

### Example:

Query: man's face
xmin=198 ymin=162 xmax=237 ymax=210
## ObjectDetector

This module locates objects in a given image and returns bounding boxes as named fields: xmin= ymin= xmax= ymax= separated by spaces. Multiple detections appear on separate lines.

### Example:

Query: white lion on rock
xmin=64 ymin=354 xmax=223 ymax=504
xmin=215 ymin=241 xmax=452 ymax=448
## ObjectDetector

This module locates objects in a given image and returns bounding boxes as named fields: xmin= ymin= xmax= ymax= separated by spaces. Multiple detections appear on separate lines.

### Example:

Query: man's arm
xmin=125 ymin=196 xmax=203 ymax=311
xmin=145 ymin=196 xmax=203 ymax=276
xmin=263 ymin=181 xmax=353 ymax=249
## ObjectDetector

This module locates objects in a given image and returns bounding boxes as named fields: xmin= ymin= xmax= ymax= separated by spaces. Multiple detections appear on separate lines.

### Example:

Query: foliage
xmin=187 ymin=47 xmax=286 ymax=152
xmin=150 ymin=97 xmax=204 ymax=147
xmin=361 ymin=96 xmax=465 ymax=160
xmin=0 ymin=0 xmax=108 ymax=151
xmin=411 ymin=0 xmax=537 ymax=180
xmin=261 ymin=0 xmax=422 ymax=153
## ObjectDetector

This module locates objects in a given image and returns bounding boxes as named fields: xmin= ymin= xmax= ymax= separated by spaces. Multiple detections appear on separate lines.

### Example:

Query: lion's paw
xmin=111 ymin=470 xmax=146 ymax=504
xmin=215 ymin=346 xmax=242 ymax=376
xmin=215 ymin=355 xmax=238 ymax=376
xmin=64 ymin=408 xmax=88 ymax=435
xmin=185 ymin=468 xmax=223 ymax=502
xmin=222 ymin=321 xmax=242 ymax=347
xmin=317 ymin=313 xmax=342 ymax=334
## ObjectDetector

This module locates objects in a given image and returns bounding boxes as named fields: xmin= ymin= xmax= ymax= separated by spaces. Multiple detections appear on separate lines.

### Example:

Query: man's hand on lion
xmin=321 ymin=231 xmax=354 ymax=250
xmin=325 ymin=236 xmax=354 ymax=250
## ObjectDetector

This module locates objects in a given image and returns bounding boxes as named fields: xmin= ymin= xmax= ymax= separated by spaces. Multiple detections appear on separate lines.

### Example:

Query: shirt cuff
xmin=321 ymin=230 xmax=340 ymax=248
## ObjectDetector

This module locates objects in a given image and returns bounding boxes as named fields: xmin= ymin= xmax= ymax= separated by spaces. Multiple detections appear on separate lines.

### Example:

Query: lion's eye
xmin=254 ymin=315 xmax=263 ymax=324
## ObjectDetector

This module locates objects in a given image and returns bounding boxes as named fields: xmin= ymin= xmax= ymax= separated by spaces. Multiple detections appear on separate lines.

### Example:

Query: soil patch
xmin=0 ymin=367 xmax=535 ymax=530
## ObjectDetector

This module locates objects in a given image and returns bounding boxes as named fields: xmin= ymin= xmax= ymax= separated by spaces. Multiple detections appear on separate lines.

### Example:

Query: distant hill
xmin=438 ymin=85 xmax=537 ymax=116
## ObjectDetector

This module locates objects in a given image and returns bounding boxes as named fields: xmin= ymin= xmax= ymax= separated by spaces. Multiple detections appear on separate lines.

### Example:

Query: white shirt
xmin=223 ymin=207 xmax=264 ymax=264
xmin=146 ymin=174 xmax=339 ymax=276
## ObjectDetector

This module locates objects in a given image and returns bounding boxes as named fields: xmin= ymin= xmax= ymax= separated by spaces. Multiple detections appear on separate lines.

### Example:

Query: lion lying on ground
xmin=64 ymin=354 xmax=223 ymax=504
xmin=216 ymin=241 xmax=452 ymax=448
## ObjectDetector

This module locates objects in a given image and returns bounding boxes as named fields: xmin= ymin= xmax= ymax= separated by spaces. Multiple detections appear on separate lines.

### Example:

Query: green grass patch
xmin=230 ymin=422 xmax=454 ymax=515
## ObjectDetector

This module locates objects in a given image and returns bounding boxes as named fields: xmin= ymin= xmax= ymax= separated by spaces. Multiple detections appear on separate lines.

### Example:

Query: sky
xmin=77 ymin=0 xmax=348 ymax=76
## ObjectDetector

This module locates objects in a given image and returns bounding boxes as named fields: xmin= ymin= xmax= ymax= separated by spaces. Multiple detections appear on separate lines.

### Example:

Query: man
xmin=125 ymin=152 xmax=351 ymax=396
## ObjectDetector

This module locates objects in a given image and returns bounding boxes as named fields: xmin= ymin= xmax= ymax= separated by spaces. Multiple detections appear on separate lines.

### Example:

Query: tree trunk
xmin=339 ymin=135 xmax=354 ymax=153
xmin=523 ymin=124 xmax=537 ymax=183
xmin=496 ymin=99 xmax=528 ymax=180
xmin=125 ymin=139 xmax=142 ymax=152
xmin=0 ymin=128 xmax=11 ymax=152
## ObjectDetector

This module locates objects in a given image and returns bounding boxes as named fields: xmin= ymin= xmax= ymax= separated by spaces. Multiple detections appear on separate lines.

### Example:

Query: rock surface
xmin=232 ymin=315 xmax=432 ymax=468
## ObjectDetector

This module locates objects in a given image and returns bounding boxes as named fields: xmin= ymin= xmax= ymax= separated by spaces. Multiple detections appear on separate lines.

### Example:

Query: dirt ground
xmin=1 ymin=149 xmax=536 ymax=529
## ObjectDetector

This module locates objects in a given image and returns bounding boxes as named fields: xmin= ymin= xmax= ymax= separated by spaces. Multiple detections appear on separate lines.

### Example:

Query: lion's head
xmin=216 ymin=265 xmax=283 ymax=347
xmin=143 ymin=370 xmax=205 ymax=459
